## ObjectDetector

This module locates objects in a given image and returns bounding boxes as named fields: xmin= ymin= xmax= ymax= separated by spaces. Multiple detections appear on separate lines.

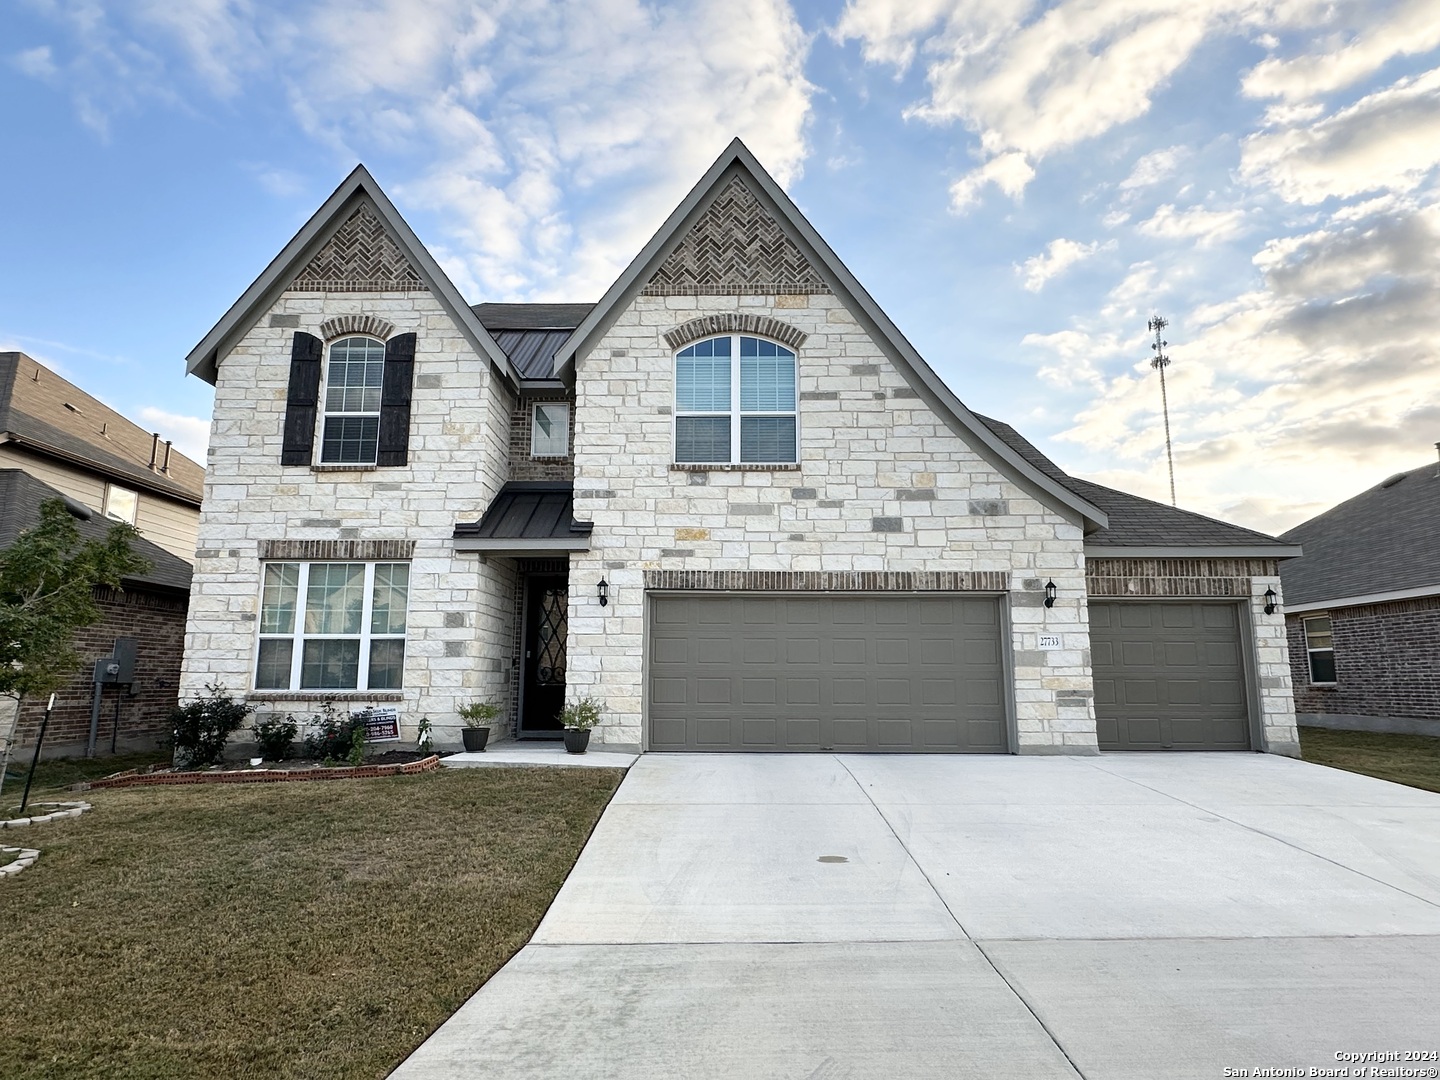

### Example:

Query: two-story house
xmin=0 ymin=354 xmax=202 ymax=758
xmin=179 ymin=140 xmax=1302 ymax=756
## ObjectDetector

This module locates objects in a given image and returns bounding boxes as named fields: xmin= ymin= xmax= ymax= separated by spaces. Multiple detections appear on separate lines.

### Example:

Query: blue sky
xmin=3 ymin=0 xmax=1438 ymax=533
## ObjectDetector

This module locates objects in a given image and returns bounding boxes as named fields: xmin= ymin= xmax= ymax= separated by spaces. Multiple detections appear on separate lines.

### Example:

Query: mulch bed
xmin=85 ymin=754 xmax=442 ymax=789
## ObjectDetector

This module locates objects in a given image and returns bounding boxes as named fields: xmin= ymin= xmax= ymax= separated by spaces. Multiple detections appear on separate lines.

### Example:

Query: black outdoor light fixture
xmin=597 ymin=578 xmax=609 ymax=607
xmin=1264 ymin=587 xmax=1277 ymax=615
xmin=1044 ymin=580 xmax=1057 ymax=608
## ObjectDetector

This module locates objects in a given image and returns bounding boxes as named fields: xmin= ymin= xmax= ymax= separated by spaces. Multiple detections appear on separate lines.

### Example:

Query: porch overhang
xmin=453 ymin=481 xmax=593 ymax=556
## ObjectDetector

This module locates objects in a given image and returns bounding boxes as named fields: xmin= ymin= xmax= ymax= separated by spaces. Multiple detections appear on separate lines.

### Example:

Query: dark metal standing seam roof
xmin=1279 ymin=462 xmax=1440 ymax=606
xmin=471 ymin=304 xmax=595 ymax=382
xmin=453 ymin=482 xmax=593 ymax=542
xmin=490 ymin=330 xmax=576 ymax=381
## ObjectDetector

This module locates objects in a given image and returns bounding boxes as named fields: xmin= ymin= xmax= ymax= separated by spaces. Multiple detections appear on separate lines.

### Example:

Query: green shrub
xmin=252 ymin=713 xmax=298 ymax=761
xmin=171 ymin=684 xmax=252 ymax=767
xmin=458 ymin=700 xmax=500 ymax=727
xmin=302 ymin=702 xmax=369 ymax=765
xmin=558 ymin=696 xmax=604 ymax=731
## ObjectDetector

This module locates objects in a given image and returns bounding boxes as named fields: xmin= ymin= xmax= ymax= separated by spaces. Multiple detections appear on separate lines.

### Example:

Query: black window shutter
xmin=281 ymin=332 xmax=323 ymax=466
xmin=377 ymin=332 xmax=416 ymax=467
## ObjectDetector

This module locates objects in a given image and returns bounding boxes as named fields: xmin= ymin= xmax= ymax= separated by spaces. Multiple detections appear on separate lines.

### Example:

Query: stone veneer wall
xmin=1286 ymin=595 xmax=1440 ymax=733
xmin=568 ymin=292 xmax=1096 ymax=754
xmin=1087 ymin=557 xmax=1299 ymax=755
xmin=179 ymin=290 xmax=518 ymax=749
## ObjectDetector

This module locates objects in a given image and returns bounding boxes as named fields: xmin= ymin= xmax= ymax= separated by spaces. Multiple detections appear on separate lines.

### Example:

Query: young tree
xmin=0 ymin=499 xmax=150 ymax=793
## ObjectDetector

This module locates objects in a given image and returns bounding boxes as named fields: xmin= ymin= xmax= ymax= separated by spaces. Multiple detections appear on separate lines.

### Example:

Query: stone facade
xmin=1088 ymin=558 xmax=1299 ymax=755
xmin=5 ymin=586 xmax=187 ymax=759
xmin=178 ymin=275 xmax=518 ymax=748
xmin=568 ymin=291 xmax=1095 ymax=754
xmin=1286 ymin=596 xmax=1440 ymax=735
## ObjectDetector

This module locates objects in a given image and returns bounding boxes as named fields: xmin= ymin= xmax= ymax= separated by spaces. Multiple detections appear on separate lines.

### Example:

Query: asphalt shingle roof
xmin=972 ymin=413 xmax=1294 ymax=551
xmin=0 ymin=353 xmax=205 ymax=504
xmin=0 ymin=468 xmax=192 ymax=593
xmin=1278 ymin=461 xmax=1440 ymax=606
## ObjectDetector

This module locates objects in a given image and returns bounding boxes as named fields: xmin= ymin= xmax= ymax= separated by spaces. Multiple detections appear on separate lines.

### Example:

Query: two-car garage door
xmin=648 ymin=594 xmax=1007 ymax=752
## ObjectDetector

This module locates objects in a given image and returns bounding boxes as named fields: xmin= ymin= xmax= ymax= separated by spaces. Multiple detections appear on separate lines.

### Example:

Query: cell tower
xmin=1149 ymin=315 xmax=1176 ymax=506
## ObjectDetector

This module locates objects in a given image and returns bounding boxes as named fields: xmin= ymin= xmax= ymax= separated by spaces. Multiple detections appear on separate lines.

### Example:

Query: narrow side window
xmin=1303 ymin=615 xmax=1336 ymax=684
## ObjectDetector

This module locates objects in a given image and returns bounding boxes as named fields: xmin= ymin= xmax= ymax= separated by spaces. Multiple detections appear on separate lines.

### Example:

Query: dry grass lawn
xmin=1299 ymin=726 xmax=1440 ymax=794
xmin=0 ymin=764 xmax=622 ymax=1079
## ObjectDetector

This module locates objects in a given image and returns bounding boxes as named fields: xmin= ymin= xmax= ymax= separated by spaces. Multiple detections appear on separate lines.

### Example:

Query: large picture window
xmin=674 ymin=336 xmax=798 ymax=464
xmin=1303 ymin=615 xmax=1336 ymax=684
xmin=320 ymin=337 xmax=386 ymax=464
xmin=255 ymin=562 xmax=409 ymax=690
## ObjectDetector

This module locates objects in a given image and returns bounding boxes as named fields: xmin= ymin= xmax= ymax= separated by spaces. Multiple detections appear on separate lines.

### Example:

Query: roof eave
xmin=0 ymin=431 xmax=203 ymax=506
xmin=451 ymin=537 xmax=591 ymax=555
xmin=1281 ymin=583 xmax=1440 ymax=614
xmin=549 ymin=139 xmax=1107 ymax=532
xmin=1084 ymin=544 xmax=1305 ymax=559
xmin=185 ymin=165 xmax=516 ymax=391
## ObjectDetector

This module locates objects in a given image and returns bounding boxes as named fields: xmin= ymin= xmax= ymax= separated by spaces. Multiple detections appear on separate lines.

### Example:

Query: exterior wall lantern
xmin=597 ymin=578 xmax=610 ymax=607
xmin=1263 ymin=587 xmax=1277 ymax=615
xmin=1043 ymin=580 xmax=1057 ymax=608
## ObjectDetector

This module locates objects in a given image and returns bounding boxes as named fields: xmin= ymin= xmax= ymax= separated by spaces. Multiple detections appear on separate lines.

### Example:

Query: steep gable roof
xmin=1279 ymin=461 xmax=1440 ymax=607
xmin=186 ymin=166 xmax=514 ymax=388
xmin=0 ymin=469 xmax=192 ymax=593
xmin=0 ymin=353 xmax=204 ymax=505
xmin=973 ymin=414 xmax=1301 ymax=557
xmin=551 ymin=139 xmax=1108 ymax=533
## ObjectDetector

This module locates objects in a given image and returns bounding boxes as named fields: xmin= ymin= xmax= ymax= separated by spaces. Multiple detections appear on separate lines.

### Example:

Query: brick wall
xmin=6 ymin=585 xmax=188 ymax=758
xmin=508 ymin=393 xmax=576 ymax=482
xmin=1286 ymin=596 xmax=1440 ymax=724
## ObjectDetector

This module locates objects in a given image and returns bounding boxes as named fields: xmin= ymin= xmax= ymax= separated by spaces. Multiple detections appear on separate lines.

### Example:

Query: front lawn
xmin=1299 ymin=726 xmax=1440 ymax=794
xmin=0 ymin=765 xmax=622 ymax=1078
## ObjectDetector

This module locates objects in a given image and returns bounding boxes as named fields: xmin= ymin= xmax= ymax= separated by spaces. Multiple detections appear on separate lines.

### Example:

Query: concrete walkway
xmin=393 ymin=753 xmax=1440 ymax=1079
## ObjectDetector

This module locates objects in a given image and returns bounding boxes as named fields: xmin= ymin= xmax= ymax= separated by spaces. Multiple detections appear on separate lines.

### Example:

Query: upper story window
xmin=104 ymin=483 xmax=138 ymax=525
xmin=255 ymin=561 xmax=409 ymax=691
xmin=1302 ymin=615 xmax=1336 ymax=684
xmin=674 ymin=336 xmax=797 ymax=464
xmin=532 ymin=403 xmax=570 ymax=458
xmin=320 ymin=337 xmax=386 ymax=464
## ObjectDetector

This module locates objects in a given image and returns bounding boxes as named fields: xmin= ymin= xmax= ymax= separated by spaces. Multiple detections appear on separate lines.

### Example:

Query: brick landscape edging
xmin=85 ymin=754 xmax=442 ymax=789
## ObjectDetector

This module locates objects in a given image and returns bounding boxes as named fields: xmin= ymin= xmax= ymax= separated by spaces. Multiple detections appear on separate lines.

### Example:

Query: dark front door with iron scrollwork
xmin=520 ymin=575 xmax=568 ymax=736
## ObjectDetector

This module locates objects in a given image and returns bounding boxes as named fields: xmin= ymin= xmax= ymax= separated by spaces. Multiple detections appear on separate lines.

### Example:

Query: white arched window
xmin=320 ymin=336 xmax=386 ymax=464
xmin=674 ymin=335 xmax=798 ymax=464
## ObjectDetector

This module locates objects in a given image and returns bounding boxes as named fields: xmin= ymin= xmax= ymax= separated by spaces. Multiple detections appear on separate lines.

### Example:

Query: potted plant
xmin=458 ymin=700 xmax=500 ymax=752
xmin=558 ymin=696 xmax=603 ymax=754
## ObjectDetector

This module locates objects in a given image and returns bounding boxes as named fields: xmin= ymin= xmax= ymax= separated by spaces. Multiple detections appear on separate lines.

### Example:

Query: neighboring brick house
xmin=179 ymin=140 xmax=1302 ymax=756
xmin=0 ymin=470 xmax=193 ymax=759
xmin=1280 ymin=461 xmax=1440 ymax=736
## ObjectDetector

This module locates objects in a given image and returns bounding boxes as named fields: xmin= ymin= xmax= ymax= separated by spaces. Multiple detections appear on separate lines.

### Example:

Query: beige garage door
xmin=647 ymin=593 xmax=1008 ymax=752
xmin=1089 ymin=601 xmax=1252 ymax=751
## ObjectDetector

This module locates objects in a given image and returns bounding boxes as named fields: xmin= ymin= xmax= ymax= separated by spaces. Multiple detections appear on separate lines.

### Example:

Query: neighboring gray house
xmin=1280 ymin=461 xmax=1440 ymax=736
xmin=178 ymin=140 xmax=1302 ymax=756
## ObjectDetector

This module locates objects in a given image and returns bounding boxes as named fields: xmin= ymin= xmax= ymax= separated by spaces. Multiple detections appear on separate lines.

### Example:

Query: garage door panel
xmin=648 ymin=594 xmax=1006 ymax=752
xmin=1089 ymin=601 xmax=1251 ymax=752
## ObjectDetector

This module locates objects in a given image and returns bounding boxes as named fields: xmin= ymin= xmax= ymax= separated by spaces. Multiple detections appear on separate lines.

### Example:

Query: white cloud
xmin=138 ymin=406 xmax=210 ymax=463
xmin=949 ymin=151 xmax=1033 ymax=211
xmin=12 ymin=46 xmax=57 ymax=79
xmin=1241 ymin=67 xmax=1440 ymax=204
xmin=1242 ymin=0 xmax=1440 ymax=102
xmin=1119 ymin=146 xmax=1190 ymax=191
xmin=1136 ymin=203 xmax=1248 ymax=246
xmin=1017 ymin=237 xmax=1111 ymax=292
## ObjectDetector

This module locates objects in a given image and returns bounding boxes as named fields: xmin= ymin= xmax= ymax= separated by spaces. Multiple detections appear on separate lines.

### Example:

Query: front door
xmin=520 ymin=574 xmax=568 ymax=736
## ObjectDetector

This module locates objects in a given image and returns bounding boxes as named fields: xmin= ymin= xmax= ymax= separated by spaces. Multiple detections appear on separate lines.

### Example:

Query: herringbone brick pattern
xmin=643 ymin=175 xmax=831 ymax=295
xmin=292 ymin=203 xmax=427 ymax=292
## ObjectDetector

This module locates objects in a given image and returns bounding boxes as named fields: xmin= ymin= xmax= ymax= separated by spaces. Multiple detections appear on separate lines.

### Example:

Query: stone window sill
xmin=310 ymin=464 xmax=380 ymax=473
xmin=671 ymin=463 xmax=802 ymax=473
xmin=245 ymin=690 xmax=406 ymax=703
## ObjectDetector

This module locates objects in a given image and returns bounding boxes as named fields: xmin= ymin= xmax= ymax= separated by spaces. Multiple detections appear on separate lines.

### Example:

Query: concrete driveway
xmin=393 ymin=753 xmax=1440 ymax=1079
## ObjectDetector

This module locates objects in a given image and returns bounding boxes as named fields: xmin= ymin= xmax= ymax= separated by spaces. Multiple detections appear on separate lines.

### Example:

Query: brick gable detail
xmin=292 ymin=204 xmax=427 ymax=293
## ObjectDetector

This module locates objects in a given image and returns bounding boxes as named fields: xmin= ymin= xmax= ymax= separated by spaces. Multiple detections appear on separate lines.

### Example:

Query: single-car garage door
xmin=648 ymin=594 xmax=1007 ymax=752
xmin=1089 ymin=601 xmax=1252 ymax=751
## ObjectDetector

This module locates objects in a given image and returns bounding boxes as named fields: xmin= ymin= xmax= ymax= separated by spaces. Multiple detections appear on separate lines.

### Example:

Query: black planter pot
xmin=562 ymin=728 xmax=590 ymax=754
xmin=461 ymin=726 xmax=490 ymax=753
